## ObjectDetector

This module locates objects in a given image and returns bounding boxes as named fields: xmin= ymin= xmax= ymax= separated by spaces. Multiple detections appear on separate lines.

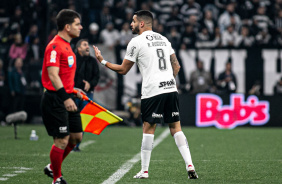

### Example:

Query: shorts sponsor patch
xmin=172 ymin=112 xmax=179 ymax=117
xmin=152 ymin=112 xmax=163 ymax=118
xmin=59 ymin=126 xmax=67 ymax=133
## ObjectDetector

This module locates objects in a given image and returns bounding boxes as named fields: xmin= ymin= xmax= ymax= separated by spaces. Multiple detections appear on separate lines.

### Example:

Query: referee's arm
xmin=47 ymin=66 xmax=77 ymax=112
xmin=47 ymin=66 xmax=64 ymax=90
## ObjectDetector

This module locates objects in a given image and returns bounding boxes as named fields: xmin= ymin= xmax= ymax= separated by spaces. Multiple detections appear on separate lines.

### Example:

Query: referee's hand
xmin=64 ymin=98 xmax=77 ymax=112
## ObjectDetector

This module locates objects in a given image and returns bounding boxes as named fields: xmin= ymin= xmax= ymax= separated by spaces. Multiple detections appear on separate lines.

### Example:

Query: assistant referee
xmin=41 ymin=9 xmax=84 ymax=184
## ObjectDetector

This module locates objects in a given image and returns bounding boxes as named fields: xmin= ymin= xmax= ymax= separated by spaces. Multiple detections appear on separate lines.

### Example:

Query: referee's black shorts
xmin=141 ymin=92 xmax=180 ymax=124
xmin=41 ymin=90 xmax=82 ymax=138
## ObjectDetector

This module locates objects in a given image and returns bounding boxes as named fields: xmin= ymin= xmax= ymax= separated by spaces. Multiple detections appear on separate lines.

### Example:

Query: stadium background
xmin=0 ymin=0 xmax=282 ymax=127
xmin=1 ymin=1 xmax=282 ymax=184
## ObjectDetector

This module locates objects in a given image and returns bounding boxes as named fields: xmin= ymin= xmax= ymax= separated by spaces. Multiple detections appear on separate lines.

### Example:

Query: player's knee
xmin=170 ymin=127 xmax=182 ymax=137
xmin=72 ymin=136 xmax=82 ymax=144
xmin=73 ymin=137 xmax=82 ymax=144
xmin=54 ymin=137 xmax=69 ymax=149
xmin=169 ymin=121 xmax=182 ymax=136
xmin=69 ymin=133 xmax=82 ymax=144
xmin=77 ymin=135 xmax=83 ymax=143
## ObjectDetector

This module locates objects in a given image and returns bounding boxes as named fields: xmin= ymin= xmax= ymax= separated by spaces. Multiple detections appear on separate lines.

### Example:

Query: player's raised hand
xmin=93 ymin=45 xmax=104 ymax=62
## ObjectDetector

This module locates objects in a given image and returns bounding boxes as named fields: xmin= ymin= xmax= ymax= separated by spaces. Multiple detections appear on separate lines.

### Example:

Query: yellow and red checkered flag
xmin=73 ymin=89 xmax=123 ymax=135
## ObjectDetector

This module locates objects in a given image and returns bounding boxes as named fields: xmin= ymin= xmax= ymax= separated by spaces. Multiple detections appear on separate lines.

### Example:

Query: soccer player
xmin=41 ymin=9 xmax=83 ymax=184
xmin=93 ymin=10 xmax=198 ymax=179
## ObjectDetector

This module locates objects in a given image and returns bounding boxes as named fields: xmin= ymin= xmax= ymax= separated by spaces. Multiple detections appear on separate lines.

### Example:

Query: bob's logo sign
xmin=196 ymin=94 xmax=269 ymax=129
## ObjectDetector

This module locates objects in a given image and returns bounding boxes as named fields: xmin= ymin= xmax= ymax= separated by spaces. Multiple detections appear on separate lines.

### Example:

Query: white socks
xmin=174 ymin=131 xmax=194 ymax=170
xmin=141 ymin=133 xmax=154 ymax=172
xmin=140 ymin=131 xmax=194 ymax=172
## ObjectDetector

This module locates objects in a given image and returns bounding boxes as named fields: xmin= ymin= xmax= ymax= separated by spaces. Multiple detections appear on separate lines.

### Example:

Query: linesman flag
xmin=73 ymin=89 xmax=123 ymax=135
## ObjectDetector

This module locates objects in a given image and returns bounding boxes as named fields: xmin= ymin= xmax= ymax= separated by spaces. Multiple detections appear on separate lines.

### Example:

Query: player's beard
xmin=132 ymin=25 xmax=140 ymax=34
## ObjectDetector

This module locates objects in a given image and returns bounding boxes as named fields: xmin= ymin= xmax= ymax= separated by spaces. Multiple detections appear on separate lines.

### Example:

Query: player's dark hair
xmin=134 ymin=10 xmax=153 ymax=26
xmin=76 ymin=39 xmax=88 ymax=49
xmin=56 ymin=9 xmax=81 ymax=31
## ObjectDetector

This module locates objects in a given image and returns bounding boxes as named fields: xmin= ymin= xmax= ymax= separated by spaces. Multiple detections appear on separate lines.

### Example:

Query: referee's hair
xmin=56 ymin=9 xmax=81 ymax=31
xmin=134 ymin=10 xmax=153 ymax=27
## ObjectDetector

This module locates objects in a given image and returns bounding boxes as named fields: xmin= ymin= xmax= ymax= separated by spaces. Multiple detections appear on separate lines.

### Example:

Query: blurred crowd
xmin=2 ymin=0 xmax=282 ymax=123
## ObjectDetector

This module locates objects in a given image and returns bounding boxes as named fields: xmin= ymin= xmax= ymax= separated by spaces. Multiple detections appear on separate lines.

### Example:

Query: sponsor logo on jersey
xmin=152 ymin=112 xmax=163 ymax=118
xmin=159 ymin=79 xmax=175 ymax=88
xmin=68 ymin=56 xmax=74 ymax=67
xmin=59 ymin=126 xmax=67 ymax=133
xmin=146 ymin=34 xmax=163 ymax=41
xmin=172 ymin=112 xmax=179 ymax=117
xmin=146 ymin=35 xmax=153 ymax=41
xmin=152 ymin=34 xmax=162 ymax=40
xmin=128 ymin=46 xmax=136 ymax=57
xmin=50 ymin=50 xmax=57 ymax=63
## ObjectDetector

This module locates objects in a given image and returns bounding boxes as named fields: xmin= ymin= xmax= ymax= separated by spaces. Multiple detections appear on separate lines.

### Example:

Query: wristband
xmin=101 ymin=60 xmax=108 ymax=66
xmin=57 ymin=87 xmax=70 ymax=101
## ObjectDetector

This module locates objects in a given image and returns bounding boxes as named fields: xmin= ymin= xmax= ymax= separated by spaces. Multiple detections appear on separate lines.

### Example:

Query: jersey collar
xmin=141 ymin=30 xmax=153 ymax=35
xmin=56 ymin=35 xmax=70 ymax=44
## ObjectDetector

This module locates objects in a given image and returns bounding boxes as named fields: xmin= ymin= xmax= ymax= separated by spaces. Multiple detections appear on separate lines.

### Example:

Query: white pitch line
xmin=101 ymin=128 xmax=170 ymax=184
xmin=0 ymin=167 xmax=32 ymax=182
xmin=0 ymin=167 xmax=32 ymax=170
xmin=14 ymin=171 xmax=25 ymax=173
xmin=79 ymin=140 xmax=96 ymax=150
xmin=3 ymin=174 xmax=17 ymax=177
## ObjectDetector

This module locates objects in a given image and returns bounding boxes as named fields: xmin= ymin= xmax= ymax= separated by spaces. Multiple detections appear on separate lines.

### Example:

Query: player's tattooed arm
xmin=170 ymin=54 xmax=181 ymax=77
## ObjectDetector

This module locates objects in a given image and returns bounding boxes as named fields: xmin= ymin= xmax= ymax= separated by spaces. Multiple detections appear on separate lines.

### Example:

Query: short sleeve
xmin=45 ymin=44 xmax=61 ymax=67
xmin=124 ymin=38 xmax=140 ymax=63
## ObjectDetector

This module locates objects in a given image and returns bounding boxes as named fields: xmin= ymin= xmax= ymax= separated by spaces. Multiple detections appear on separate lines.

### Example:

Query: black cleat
xmin=53 ymin=177 xmax=68 ymax=184
xmin=44 ymin=164 xmax=53 ymax=178
xmin=188 ymin=170 xmax=198 ymax=179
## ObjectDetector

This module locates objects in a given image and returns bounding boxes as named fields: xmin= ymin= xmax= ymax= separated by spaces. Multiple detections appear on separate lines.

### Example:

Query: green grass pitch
xmin=0 ymin=125 xmax=281 ymax=184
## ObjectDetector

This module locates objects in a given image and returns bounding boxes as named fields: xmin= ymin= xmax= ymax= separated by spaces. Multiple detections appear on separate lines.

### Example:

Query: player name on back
xmin=147 ymin=42 xmax=167 ymax=47
xmin=146 ymin=34 xmax=167 ymax=47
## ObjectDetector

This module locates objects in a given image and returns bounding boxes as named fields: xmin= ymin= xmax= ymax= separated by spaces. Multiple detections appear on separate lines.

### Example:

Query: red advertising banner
xmin=196 ymin=94 xmax=270 ymax=129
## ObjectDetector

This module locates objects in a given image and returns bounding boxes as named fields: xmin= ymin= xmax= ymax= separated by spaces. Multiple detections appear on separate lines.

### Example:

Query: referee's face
xmin=69 ymin=18 xmax=83 ymax=38
xmin=131 ymin=15 xmax=140 ymax=34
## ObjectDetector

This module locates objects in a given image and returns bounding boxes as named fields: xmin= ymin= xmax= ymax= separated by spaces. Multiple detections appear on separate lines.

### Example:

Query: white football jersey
xmin=124 ymin=30 xmax=177 ymax=99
